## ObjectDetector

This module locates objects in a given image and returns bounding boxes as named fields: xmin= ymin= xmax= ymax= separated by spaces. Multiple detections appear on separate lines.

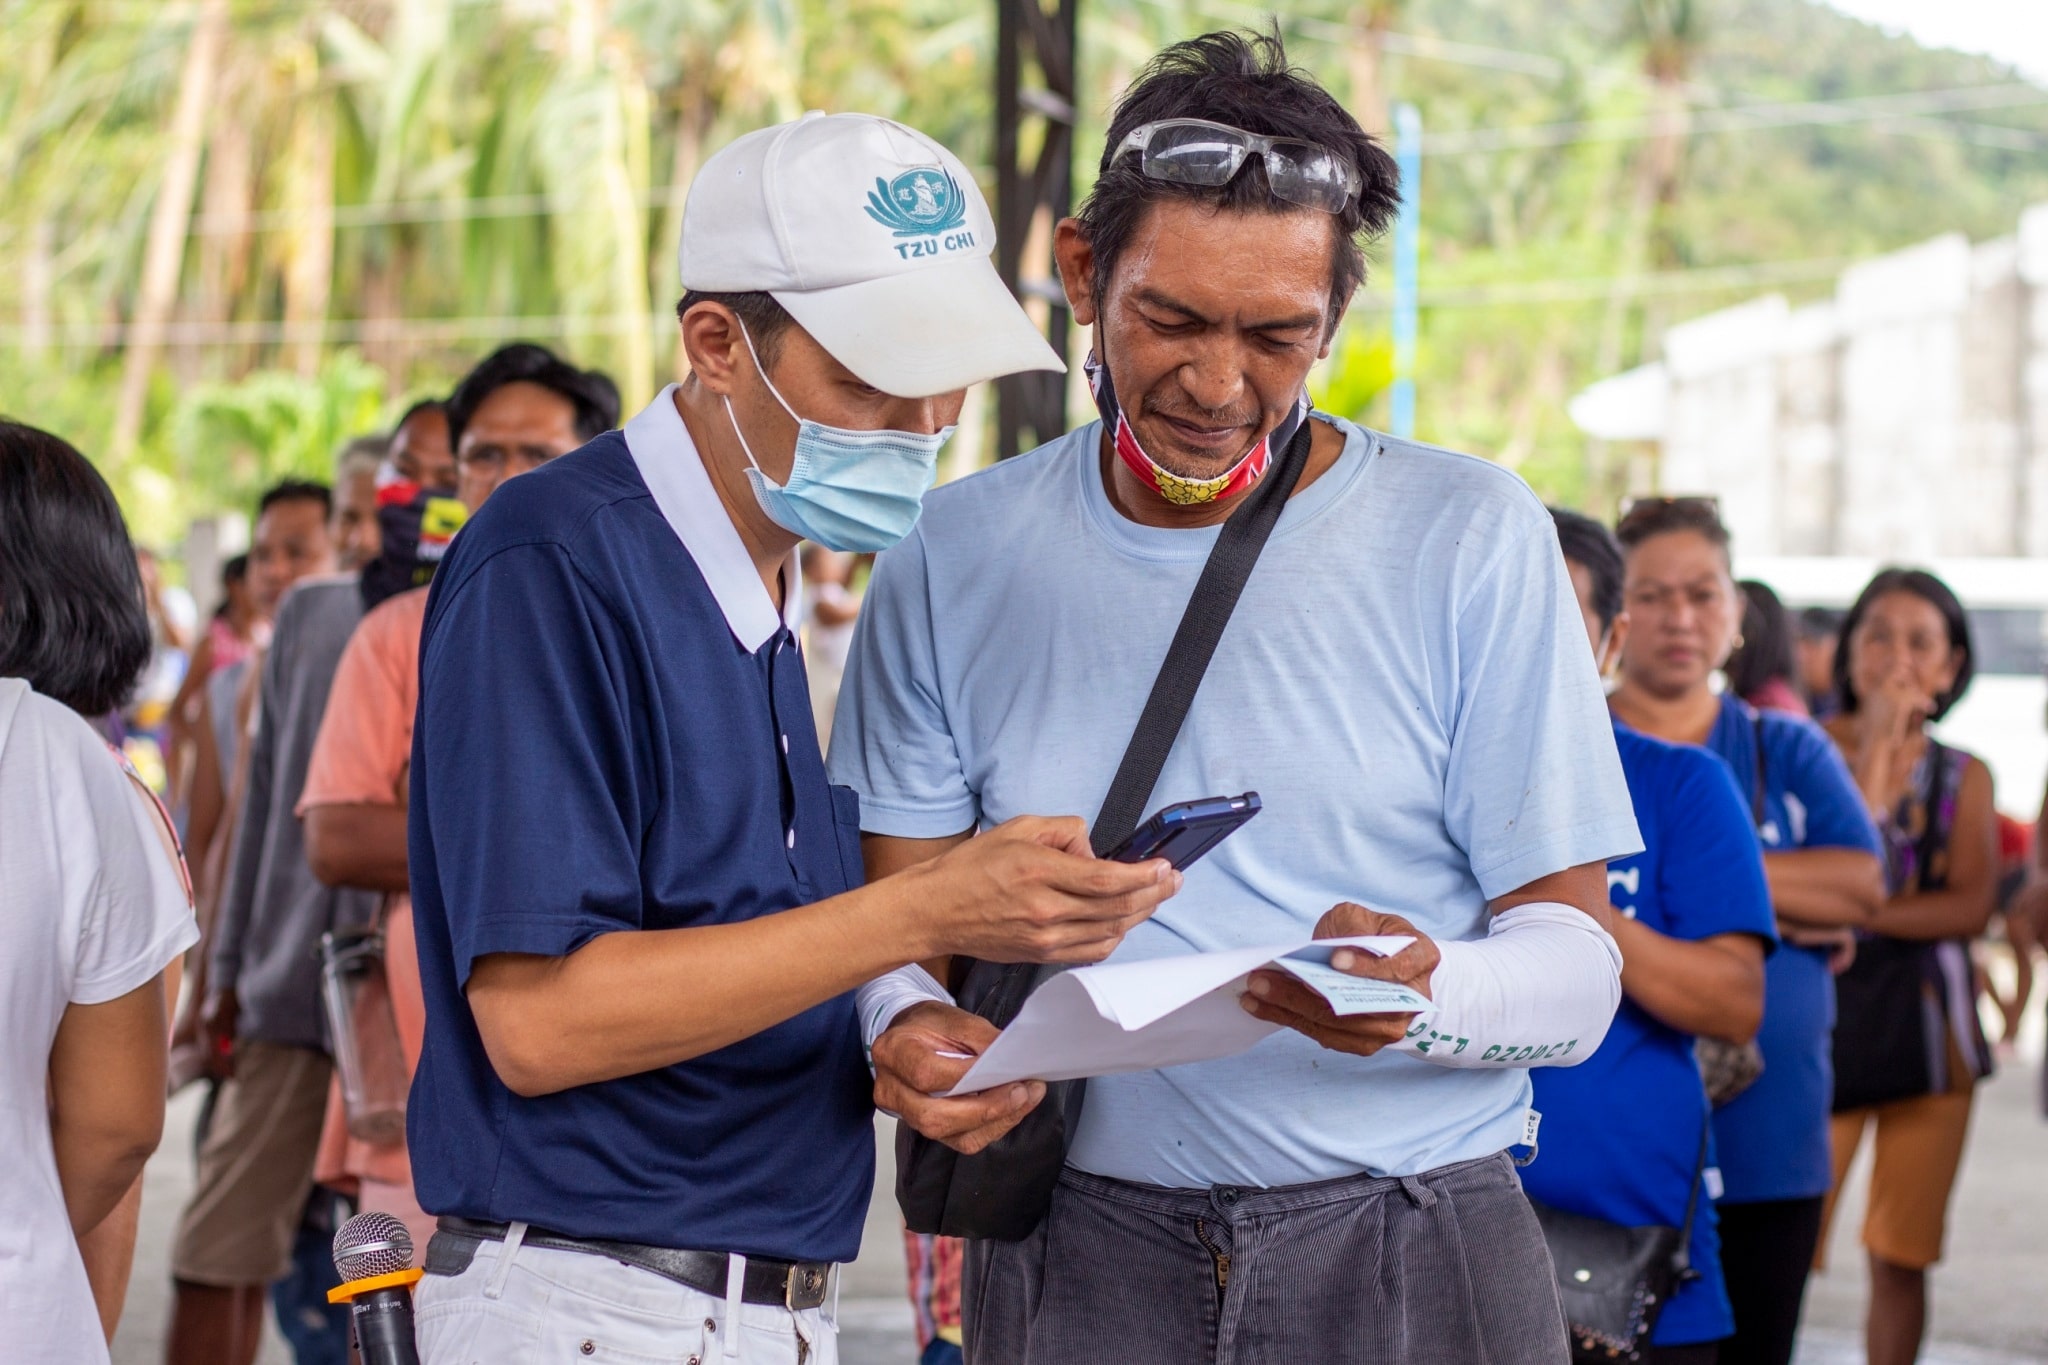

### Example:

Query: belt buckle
xmin=785 ymin=1263 xmax=829 ymax=1311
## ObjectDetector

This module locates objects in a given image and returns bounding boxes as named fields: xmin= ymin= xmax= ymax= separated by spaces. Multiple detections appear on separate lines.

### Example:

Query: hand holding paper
xmin=941 ymin=932 xmax=1428 ymax=1096
xmin=1242 ymin=904 xmax=1445 ymax=1060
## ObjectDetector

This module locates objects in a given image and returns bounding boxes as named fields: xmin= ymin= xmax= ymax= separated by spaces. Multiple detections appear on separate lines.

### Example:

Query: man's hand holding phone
xmin=905 ymin=814 xmax=1181 ymax=966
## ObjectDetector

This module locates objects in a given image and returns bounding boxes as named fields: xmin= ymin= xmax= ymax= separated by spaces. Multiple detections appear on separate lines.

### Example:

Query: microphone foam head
xmin=332 ymin=1210 xmax=415 ymax=1282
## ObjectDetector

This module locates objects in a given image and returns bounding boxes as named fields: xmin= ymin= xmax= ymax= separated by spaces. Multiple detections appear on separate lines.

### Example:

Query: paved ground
xmin=115 ymin=1025 xmax=2048 ymax=1364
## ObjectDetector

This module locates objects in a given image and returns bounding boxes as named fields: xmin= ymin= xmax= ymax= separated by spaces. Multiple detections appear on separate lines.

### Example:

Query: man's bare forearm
xmin=304 ymin=803 xmax=409 ymax=893
xmin=469 ymin=875 xmax=934 ymax=1097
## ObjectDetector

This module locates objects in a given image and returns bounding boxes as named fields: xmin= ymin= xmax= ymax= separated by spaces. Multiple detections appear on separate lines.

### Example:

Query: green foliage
xmin=3 ymin=0 xmax=2047 ymax=526
xmin=166 ymin=351 xmax=388 ymax=515
xmin=1310 ymin=324 xmax=1395 ymax=425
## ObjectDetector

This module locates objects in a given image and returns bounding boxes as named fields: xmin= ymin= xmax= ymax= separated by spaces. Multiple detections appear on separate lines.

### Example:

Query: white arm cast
xmin=1387 ymin=901 xmax=1622 ymax=1069
xmin=856 ymin=963 xmax=953 ymax=1053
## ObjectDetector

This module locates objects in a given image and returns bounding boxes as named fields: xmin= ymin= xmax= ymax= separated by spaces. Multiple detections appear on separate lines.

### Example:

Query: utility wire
xmin=0 ymin=254 xmax=1871 ymax=351
xmin=1423 ymin=81 xmax=2048 ymax=153
xmin=114 ymin=77 xmax=2042 ymax=238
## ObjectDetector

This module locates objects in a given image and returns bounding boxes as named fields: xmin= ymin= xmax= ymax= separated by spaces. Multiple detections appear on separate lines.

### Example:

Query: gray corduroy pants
xmin=964 ymin=1151 xmax=1568 ymax=1365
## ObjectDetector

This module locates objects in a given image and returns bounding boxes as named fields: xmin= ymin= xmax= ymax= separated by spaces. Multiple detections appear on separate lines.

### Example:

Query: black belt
xmin=426 ymin=1217 xmax=834 ymax=1311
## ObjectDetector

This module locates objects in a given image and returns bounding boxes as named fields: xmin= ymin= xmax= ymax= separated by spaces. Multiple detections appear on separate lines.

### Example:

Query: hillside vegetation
xmin=2 ymin=0 xmax=2043 ymax=536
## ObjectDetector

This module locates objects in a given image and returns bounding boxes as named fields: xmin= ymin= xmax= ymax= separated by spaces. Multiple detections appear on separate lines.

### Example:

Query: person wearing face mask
xmin=1526 ymin=511 xmax=1774 ymax=1365
xmin=1817 ymin=569 xmax=1996 ymax=1365
xmin=298 ymin=346 xmax=613 ymax=1259
xmin=404 ymin=113 xmax=1183 ymax=1363
xmin=836 ymin=32 xmax=1644 ymax=1364
xmin=1608 ymin=497 xmax=1885 ymax=1365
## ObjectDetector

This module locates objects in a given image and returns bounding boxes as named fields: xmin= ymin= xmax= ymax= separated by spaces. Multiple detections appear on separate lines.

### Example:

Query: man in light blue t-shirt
xmin=834 ymin=31 xmax=1643 ymax=1365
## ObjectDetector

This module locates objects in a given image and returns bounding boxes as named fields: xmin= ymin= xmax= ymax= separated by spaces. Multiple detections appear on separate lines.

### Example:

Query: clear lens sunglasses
xmin=1114 ymin=118 xmax=1363 ymax=214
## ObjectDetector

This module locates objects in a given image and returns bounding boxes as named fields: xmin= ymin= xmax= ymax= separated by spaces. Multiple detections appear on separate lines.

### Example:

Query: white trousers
xmin=414 ymin=1224 xmax=839 ymax=1365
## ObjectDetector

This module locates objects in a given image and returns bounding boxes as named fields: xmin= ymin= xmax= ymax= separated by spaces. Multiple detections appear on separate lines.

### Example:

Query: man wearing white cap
xmin=403 ymin=112 xmax=1181 ymax=1361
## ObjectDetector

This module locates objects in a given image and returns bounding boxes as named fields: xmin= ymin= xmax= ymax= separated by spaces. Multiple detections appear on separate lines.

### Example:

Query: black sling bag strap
xmin=895 ymin=418 xmax=1319 ymax=1242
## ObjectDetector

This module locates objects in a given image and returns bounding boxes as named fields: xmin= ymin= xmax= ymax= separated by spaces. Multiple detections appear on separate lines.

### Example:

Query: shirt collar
xmin=624 ymin=385 xmax=801 ymax=652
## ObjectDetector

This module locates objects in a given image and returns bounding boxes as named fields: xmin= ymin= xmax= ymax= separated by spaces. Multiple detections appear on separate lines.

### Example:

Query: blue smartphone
xmin=1104 ymin=792 xmax=1261 ymax=871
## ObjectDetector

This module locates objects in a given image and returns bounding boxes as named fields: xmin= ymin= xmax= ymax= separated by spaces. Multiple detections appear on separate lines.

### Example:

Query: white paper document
xmin=943 ymin=935 xmax=1427 ymax=1096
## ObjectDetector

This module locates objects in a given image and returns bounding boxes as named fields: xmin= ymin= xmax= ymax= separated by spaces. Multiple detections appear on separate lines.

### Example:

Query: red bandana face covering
xmin=1085 ymin=351 xmax=1309 ymax=507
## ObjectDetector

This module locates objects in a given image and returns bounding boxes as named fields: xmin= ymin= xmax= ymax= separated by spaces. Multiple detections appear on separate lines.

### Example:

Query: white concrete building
xmin=1573 ymin=203 xmax=2048 ymax=559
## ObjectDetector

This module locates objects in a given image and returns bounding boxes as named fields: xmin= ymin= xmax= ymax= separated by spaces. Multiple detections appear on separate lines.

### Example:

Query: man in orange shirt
xmin=299 ymin=344 xmax=619 ymax=1248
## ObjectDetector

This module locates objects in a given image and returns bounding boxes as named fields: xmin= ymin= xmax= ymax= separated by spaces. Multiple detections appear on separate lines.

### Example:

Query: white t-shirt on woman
xmin=0 ymin=677 xmax=197 ymax=1364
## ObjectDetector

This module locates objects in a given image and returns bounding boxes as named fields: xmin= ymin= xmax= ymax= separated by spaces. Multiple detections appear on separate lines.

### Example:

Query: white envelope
xmin=942 ymin=934 xmax=1426 ymax=1096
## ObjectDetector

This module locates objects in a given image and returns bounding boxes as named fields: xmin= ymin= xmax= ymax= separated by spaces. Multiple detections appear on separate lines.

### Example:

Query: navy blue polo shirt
xmin=406 ymin=388 xmax=873 ymax=1262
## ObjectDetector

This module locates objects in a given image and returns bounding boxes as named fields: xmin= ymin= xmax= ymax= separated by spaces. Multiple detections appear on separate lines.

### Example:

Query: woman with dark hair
xmin=1526 ymin=510 xmax=1775 ymax=1364
xmin=1608 ymin=496 xmax=1885 ymax=1365
xmin=164 ymin=553 xmax=259 ymax=807
xmin=1728 ymin=579 xmax=1808 ymax=717
xmin=1819 ymin=568 xmax=1996 ymax=1365
xmin=0 ymin=419 xmax=198 ymax=1362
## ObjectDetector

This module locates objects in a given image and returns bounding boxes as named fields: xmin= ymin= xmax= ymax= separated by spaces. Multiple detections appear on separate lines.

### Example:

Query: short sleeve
xmin=299 ymin=594 xmax=419 ymax=812
xmin=1653 ymin=747 xmax=1778 ymax=948
xmin=1444 ymin=516 xmax=1643 ymax=898
xmin=75 ymin=747 xmax=199 ymax=1005
xmin=825 ymin=527 xmax=979 ymax=837
xmin=415 ymin=545 xmax=645 ymax=982
xmin=1778 ymin=718 xmax=1883 ymax=855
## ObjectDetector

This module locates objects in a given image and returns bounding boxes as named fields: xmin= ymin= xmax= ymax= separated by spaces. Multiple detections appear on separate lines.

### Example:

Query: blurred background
xmin=15 ymin=1 xmax=2048 ymax=816
xmin=12 ymin=4 xmax=2048 ymax=1362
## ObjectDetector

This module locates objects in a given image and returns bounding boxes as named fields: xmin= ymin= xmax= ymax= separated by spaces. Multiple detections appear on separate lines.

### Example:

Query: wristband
xmin=1388 ymin=901 xmax=1622 ymax=1069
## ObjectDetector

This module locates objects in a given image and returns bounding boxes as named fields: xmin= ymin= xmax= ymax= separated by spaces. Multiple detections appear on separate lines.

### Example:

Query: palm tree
xmin=111 ymin=0 xmax=229 ymax=466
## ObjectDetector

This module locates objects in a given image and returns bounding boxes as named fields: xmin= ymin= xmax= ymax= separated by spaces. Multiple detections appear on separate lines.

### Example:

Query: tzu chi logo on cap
xmin=864 ymin=166 xmax=974 ymax=260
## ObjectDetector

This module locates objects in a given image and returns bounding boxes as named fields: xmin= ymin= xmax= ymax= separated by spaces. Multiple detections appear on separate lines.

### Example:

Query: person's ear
xmin=1600 ymin=611 xmax=1631 ymax=681
xmin=1318 ymin=298 xmax=1352 ymax=361
xmin=1053 ymin=218 xmax=1098 ymax=327
xmin=1936 ymin=644 xmax=1964 ymax=697
xmin=680 ymin=303 xmax=748 ymax=397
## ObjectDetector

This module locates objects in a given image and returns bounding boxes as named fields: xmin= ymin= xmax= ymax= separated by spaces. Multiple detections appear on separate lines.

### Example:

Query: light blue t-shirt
xmin=828 ymin=416 xmax=1643 ymax=1188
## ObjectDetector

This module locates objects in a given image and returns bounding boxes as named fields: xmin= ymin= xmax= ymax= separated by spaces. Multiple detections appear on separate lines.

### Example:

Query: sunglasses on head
xmin=1113 ymin=118 xmax=1362 ymax=215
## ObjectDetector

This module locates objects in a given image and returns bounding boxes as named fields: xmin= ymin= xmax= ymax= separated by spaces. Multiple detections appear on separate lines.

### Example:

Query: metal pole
xmin=1389 ymin=101 xmax=1421 ymax=440
xmin=994 ymin=0 xmax=1078 ymax=458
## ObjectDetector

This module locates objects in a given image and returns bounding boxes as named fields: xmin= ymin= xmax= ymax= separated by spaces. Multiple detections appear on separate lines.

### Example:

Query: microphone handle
xmin=350 ymin=1286 xmax=421 ymax=1365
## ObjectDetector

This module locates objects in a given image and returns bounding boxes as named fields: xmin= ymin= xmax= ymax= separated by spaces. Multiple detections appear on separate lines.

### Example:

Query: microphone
xmin=329 ymin=1211 xmax=423 ymax=1365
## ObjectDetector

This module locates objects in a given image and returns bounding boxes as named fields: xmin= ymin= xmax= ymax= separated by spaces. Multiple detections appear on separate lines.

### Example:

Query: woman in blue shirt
xmin=1609 ymin=498 xmax=1884 ymax=1365
xmin=1528 ymin=511 xmax=1775 ymax=1365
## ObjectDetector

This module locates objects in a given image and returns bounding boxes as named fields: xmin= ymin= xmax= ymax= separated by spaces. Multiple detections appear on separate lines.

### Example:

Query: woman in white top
xmin=0 ymin=419 xmax=198 ymax=1363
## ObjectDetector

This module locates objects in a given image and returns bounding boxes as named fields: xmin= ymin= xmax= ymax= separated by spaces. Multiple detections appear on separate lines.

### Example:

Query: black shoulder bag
xmin=895 ymin=421 xmax=1316 ymax=1242
xmin=1531 ymin=1122 xmax=1709 ymax=1364
xmin=1832 ymin=740 xmax=1955 ymax=1112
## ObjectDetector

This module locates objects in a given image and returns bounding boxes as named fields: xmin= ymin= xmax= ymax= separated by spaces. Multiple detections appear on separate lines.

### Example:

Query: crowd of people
xmin=2 ymin=25 xmax=2042 ymax=1365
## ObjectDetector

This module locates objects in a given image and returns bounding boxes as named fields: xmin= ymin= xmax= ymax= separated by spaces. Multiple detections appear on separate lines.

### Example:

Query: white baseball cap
xmin=680 ymin=112 xmax=1064 ymax=399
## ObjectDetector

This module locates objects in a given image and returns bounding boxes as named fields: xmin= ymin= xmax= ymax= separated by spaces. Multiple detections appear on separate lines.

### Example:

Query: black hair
xmin=1727 ymin=580 xmax=1800 ymax=702
xmin=444 ymin=343 xmax=621 ymax=451
xmin=0 ymin=419 xmax=152 ymax=716
xmin=211 ymin=553 xmax=249 ymax=621
xmin=1834 ymin=567 xmax=1975 ymax=722
xmin=1078 ymin=29 xmax=1401 ymax=334
xmin=393 ymin=397 xmax=447 ymax=436
xmin=1798 ymin=605 xmax=1843 ymax=640
xmin=1614 ymin=495 xmax=1731 ymax=556
xmin=676 ymin=292 xmax=796 ymax=370
xmin=257 ymin=478 xmax=332 ymax=522
xmin=1549 ymin=507 xmax=1625 ymax=631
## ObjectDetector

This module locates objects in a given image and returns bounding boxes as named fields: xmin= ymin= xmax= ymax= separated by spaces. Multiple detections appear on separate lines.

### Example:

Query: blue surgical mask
xmin=723 ymin=324 xmax=955 ymax=553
